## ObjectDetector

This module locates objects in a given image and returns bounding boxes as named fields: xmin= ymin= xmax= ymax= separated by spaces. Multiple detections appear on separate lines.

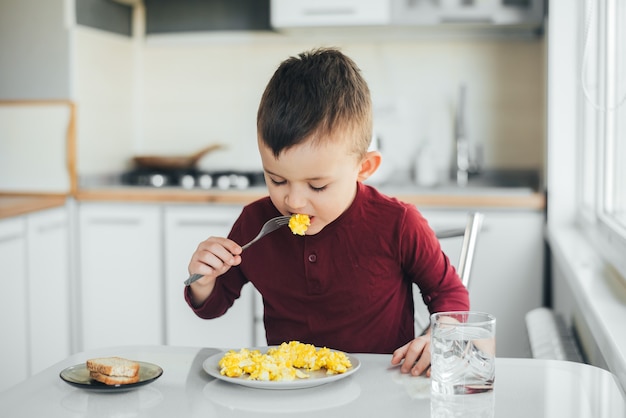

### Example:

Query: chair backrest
xmin=434 ymin=211 xmax=484 ymax=289
xmin=414 ymin=212 xmax=485 ymax=334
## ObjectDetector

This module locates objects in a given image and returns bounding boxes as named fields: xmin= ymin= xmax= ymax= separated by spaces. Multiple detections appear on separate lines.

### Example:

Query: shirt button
xmin=424 ymin=295 xmax=432 ymax=304
xmin=308 ymin=254 xmax=317 ymax=263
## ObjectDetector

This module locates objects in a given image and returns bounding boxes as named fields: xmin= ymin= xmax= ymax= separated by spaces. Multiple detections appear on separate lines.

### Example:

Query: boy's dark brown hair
xmin=257 ymin=47 xmax=373 ymax=159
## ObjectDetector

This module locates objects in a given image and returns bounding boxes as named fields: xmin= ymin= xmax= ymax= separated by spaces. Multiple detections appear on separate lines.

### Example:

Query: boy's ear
xmin=357 ymin=151 xmax=382 ymax=181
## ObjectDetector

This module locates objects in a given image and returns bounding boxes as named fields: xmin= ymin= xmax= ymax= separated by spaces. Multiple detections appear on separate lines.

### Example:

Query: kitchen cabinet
xmin=271 ymin=0 xmax=543 ymax=30
xmin=78 ymin=203 xmax=163 ymax=350
xmin=271 ymin=0 xmax=391 ymax=28
xmin=0 ymin=0 xmax=71 ymax=100
xmin=415 ymin=208 xmax=544 ymax=358
xmin=0 ymin=206 xmax=70 ymax=392
xmin=145 ymin=0 xmax=271 ymax=33
xmin=26 ymin=207 xmax=71 ymax=375
xmin=0 ymin=217 xmax=29 ymax=391
xmin=76 ymin=0 xmax=132 ymax=36
xmin=163 ymin=204 xmax=256 ymax=348
xmin=390 ymin=0 xmax=545 ymax=28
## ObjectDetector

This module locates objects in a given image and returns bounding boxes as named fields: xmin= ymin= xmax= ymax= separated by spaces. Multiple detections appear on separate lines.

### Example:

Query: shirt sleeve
xmin=400 ymin=206 xmax=470 ymax=314
xmin=183 ymin=213 xmax=250 ymax=319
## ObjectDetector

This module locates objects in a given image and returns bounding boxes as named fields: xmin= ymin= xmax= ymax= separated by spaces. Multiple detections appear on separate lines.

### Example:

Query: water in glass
xmin=430 ymin=312 xmax=496 ymax=396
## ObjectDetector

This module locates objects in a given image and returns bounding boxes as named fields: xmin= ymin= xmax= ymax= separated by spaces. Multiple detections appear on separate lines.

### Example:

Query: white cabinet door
xmin=164 ymin=205 xmax=255 ymax=348
xmin=418 ymin=209 xmax=544 ymax=358
xmin=0 ymin=217 xmax=29 ymax=391
xmin=78 ymin=203 xmax=163 ymax=350
xmin=26 ymin=207 xmax=71 ymax=375
xmin=271 ymin=0 xmax=391 ymax=28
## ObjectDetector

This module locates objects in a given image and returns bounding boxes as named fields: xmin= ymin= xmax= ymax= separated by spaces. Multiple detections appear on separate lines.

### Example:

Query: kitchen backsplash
xmin=75 ymin=26 xmax=545 ymax=184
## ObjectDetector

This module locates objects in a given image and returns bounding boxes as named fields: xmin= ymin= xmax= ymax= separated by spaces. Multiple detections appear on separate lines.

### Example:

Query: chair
xmin=414 ymin=211 xmax=484 ymax=332
xmin=434 ymin=211 xmax=484 ymax=289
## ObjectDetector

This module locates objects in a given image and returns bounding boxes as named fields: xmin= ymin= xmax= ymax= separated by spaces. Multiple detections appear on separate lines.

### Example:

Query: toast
xmin=86 ymin=357 xmax=140 ymax=385
xmin=89 ymin=371 xmax=140 ymax=385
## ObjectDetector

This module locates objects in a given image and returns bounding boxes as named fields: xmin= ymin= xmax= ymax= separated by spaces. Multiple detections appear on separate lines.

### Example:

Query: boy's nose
xmin=285 ymin=187 xmax=307 ymax=210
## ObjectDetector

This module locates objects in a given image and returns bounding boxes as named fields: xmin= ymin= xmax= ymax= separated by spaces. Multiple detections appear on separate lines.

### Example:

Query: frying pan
xmin=132 ymin=144 xmax=224 ymax=170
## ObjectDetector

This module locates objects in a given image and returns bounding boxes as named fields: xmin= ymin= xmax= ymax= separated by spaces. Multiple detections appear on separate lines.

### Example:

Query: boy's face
xmin=258 ymin=133 xmax=363 ymax=235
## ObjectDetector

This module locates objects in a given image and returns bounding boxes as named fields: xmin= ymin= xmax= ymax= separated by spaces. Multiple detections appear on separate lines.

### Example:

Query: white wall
xmin=137 ymin=34 xmax=545 ymax=176
xmin=0 ymin=1 xmax=546 ymax=181
xmin=545 ymin=1 xmax=578 ymax=226
xmin=74 ymin=26 xmax=136 ymax=175
xmin=72 ymin=30 xmax=545 ymax=178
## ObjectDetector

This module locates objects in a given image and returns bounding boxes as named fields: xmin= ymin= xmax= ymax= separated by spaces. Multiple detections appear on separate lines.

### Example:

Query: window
xmin=578 ymin=0 xmax=600 ymax=219
xmin=578 ymin=0 xmax=626 ymax=280
xmin=611 ymin=1 xmax=626 ymax=226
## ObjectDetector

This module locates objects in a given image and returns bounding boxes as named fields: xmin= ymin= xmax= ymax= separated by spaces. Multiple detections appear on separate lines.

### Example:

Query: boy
xmin=186 ymin=48 xmax=469 ymax=376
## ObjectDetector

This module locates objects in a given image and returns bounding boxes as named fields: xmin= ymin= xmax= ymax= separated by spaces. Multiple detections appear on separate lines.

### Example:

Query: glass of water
xmin=430 ymin=311 xmax=496 ymax=396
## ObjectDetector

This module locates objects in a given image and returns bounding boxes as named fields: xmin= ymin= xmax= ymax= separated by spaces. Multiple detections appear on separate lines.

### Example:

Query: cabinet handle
xmin=175 ymin=220 xmax=232 ymax=228
xmin=0 ymin=233 xmax=23 ymax=244
xmin=36 ymin=222 xmax=66 ymax=234
xmin=302 ymin=7 xmax=357 ymax=16
xmin=88 ymin=218 xmax=140 ymax=226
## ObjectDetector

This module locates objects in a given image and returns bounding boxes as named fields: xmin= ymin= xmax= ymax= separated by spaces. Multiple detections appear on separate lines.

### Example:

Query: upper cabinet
xmin=76 ymin=0 xmax=133 ymax=36
xmin=0 ymin=0 xmax=133 ymax=100
xmin=270 ymin=0 xmax=391 ymax=28
xmin=0 ymin=0 xmax=71 ymax=100
xmin=271 ymin=0 xmax=544 ymax=33
xmin=144 ymin=0 xmax=271 ymax=34
xmin=391 ymin=0 xmax=545 ymax=28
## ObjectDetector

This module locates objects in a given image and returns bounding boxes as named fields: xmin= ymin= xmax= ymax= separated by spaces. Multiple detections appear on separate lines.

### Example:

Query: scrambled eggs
xmin=218 ymin=341 xmax=352 ymax=381
xmin=288 ymin=214 xmax=310 ymax=235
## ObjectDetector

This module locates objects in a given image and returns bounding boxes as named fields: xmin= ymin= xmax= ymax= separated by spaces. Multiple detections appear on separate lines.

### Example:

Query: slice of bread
xmin=89 ymin=371 xmax=140 ymax=385
xmin=86 ymin=357 xmax=140 ymax=379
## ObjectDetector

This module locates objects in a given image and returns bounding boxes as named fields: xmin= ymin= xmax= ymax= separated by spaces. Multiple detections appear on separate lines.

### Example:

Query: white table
xmin=0 ymin=345 xmax=624 ymax=417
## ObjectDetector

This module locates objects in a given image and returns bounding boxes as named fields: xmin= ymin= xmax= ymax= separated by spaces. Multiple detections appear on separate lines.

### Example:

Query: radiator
xmin=525 ymin=307 xmax=584 ymax=362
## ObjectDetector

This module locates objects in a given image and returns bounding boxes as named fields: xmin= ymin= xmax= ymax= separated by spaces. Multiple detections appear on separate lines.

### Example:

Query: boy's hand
xmin=390 ymin=333 xmax=431 ymax=377
xmin=187 ymin=237 xmax=242 ymax=305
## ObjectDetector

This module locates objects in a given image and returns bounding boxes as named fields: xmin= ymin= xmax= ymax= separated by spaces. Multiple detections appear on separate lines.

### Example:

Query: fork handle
xmin=184 ymin=273 xmax=204 ymax=286
xmin=184 ymin=231 xmax=262 ymax=285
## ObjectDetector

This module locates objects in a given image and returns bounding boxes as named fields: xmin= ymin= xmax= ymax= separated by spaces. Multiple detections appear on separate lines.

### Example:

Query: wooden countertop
xmin=0 ymin=185 xmax=545 ymax=220
xmin=74 ymin=186 xmax=546 ymax=210
xmin=0 ymin=194 xmax=67 ymax=219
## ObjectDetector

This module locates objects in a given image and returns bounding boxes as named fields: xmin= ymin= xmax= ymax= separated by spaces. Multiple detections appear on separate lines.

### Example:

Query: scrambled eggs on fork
xmin=288 ymin=214 xmax=310 ymax=235
xmin=218 ymin=341 xmax=352 ymax=381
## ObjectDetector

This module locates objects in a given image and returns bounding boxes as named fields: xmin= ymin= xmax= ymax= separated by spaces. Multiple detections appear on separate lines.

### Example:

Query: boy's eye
xmin=270 ymin=177 xmax=286 ymax=186
xmin=310 ymin=184 xmax=327 ymax=192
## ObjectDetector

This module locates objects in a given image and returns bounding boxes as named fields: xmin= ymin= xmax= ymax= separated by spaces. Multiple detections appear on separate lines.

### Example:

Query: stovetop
xmin=120 ymin=168 xmax=265 ymax=190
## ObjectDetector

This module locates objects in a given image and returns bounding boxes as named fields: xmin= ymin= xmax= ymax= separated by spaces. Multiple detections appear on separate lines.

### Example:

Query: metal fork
xmin=184 ymin=215 xmax=291 ymax=286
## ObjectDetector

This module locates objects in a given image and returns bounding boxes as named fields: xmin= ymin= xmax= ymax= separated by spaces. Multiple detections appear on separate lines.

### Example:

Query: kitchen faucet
xmin=455 ymin=83 xmax=470 ymax=187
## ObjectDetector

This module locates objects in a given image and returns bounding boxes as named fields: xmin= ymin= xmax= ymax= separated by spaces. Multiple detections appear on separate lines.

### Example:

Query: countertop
xmin=74 ymin=185 xmax=546 ymax=209
xmin=0 ymin=182 xmax=546 ymax=221
xmin=0 ymin=194 xmax=67 ymax=219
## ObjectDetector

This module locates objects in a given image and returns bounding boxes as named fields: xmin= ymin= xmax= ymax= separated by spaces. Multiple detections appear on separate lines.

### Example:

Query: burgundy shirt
xmin=185 ymin=182 xmax=469 ymax=353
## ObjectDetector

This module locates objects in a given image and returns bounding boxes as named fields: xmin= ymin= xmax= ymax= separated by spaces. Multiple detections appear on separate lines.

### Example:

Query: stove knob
xmin=216 ymin=175 xmax=231 ymax=190
xmin=181 ymin=174 xmax=195 ymax=189
xmin=150 ymin=174 xmax=166 ymax=187
xmin=228 ymin=174 xmax=239 ymax=187
xmin=198 ymin=174 xmax=213 ymax=189
xmin=234 ymin=175 xmax=250 ymax=189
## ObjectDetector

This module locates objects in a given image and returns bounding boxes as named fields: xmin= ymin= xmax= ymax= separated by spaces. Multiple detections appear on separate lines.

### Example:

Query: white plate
xmin=202 ymin=348 xmax=360 ymax=390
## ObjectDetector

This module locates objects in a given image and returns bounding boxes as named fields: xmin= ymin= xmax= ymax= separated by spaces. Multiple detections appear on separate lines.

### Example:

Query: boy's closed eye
xmin=309 ymin=184 xmax=327 ymax=192
xmin=269 ymin=177 xmax=328 ymax=192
